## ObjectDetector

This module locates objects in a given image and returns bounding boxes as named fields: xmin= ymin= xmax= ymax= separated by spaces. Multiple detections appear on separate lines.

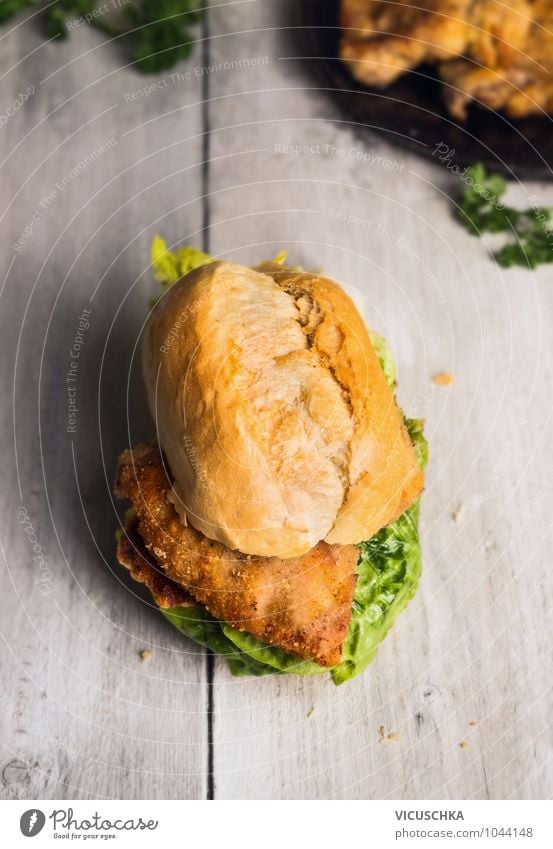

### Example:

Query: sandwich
xmin=114 ymin=239 xmax=427 ymax=683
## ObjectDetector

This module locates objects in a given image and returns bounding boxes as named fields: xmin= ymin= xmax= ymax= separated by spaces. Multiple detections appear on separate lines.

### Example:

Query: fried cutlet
xmin=440 ymin=0 xmax=553 ymax=118
xmin=340 ymin=0 xmax=475 ymax=88
xmin=114 ymin=443 xmax=359 ymax=667
xmin=339 ymin=0 xmax=534 ymax=103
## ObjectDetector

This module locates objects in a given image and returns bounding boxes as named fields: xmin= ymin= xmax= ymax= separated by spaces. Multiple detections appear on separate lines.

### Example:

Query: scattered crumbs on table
xmin=139 ymin=649 xmax=153 ymax=663
xmin=307 ymin=707 xmax=315 ymax=718
xmin=468 ymin=721 xmax=477 ymax=727
xmin=459 ymin=741 xmax=470 ymax=749
xmin=379 ymin=725 xmax=402 ymax=743
xmin=432 ymin=372 xmax=454 ymax=386
xmin=451 ymin=503 xmax=465 ymax=523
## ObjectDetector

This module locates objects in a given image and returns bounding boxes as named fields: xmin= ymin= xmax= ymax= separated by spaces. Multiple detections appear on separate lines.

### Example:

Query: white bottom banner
xmin=0 ymin=799 xmax=550 ymax=848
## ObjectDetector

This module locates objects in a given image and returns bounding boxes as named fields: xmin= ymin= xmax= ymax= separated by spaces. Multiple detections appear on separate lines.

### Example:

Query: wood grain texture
xmin=0 ymin=0 xmax=552 ymax=801
xmin=0 ymin=14 xmax=209 ymax=800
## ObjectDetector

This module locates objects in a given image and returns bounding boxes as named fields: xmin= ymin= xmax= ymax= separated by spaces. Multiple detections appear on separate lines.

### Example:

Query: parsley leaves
xmin=457 ymin=165 xmax=553 ymax=269
xmin=1 ymin=1 xmax=203 ymax=74
xmin=124 ymin=1 xmax=203 ymax=74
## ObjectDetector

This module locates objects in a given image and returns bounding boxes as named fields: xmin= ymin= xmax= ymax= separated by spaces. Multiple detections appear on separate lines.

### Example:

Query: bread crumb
xmin=468 ymin=721 xmax=477 ymax=727
xmin=379 ymin=725 xmax=401 ymax=743
xmin=307 ymin=707 xmax=315 ymax=718
xmin=459 ymin=741 xmax=470 ymax=749
xmin=432 ymin=372 xmax=454 ymax=386
xmin=139 ymin=649 xmax=153 ymax=663
xmin=451 ymin=503 xmax=465 ymax=523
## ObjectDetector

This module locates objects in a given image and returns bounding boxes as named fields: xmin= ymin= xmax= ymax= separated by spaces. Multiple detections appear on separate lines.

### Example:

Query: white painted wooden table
xmin=1 ymin=1 xmax=552 ymax=801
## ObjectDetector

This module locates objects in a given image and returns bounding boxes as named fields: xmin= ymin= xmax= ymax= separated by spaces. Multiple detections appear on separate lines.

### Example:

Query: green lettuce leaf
xmin=370 ymin=331 xmax=397 ymax=389
xmin=151 ymin=235 xmax=214 ymax=288
xmin=331 ymin=418 xmax=427 ymax=684
xmin=221 ymin=624 xmax=325 ymax=676
xmin=150 ymin=240 xmax=294 ymax=292
xmin=162 ymin=605 xmax=275 ymax=677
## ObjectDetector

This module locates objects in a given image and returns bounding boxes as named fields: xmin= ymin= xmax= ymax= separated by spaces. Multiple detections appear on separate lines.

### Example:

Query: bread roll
xmin=142 ymin=260 xmax=423 ymax=558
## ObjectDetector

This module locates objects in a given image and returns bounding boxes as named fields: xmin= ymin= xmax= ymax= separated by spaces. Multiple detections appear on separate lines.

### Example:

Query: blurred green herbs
xmin=458 ymin=164 xmax=553 ymax=269
xmin=0 ymin=1 xmax=203 ymax=74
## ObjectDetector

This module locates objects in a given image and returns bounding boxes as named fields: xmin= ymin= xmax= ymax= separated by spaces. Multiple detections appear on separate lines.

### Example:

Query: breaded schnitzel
xmin=440 ymin=0 xmax=553 ymax=118
xmin=115 ymin=443 xmax=359 ymax=667
xmin=338 ymin=0 xmax=546 ymax=119
xmin=340 ymin=0 xmax=475 ymax=87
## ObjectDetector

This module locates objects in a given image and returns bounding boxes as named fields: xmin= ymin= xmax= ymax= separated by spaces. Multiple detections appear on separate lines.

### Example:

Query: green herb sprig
xmin=123 ymin=0 xmax=203 ymax=74
xmin=458 ymin=164 xmax=553 ymax=269
xmin=0 ymin=1 xmax=203 ymax=74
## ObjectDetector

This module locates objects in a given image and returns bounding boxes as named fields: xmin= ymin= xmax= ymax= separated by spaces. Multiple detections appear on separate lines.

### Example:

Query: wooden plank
xmin=1 ymin=0 xmax=552 ymax=803
xmin=205 ymin=0 xmax=553 ymax=799
xmin=0 ymin=16 xmax=209 ymax=799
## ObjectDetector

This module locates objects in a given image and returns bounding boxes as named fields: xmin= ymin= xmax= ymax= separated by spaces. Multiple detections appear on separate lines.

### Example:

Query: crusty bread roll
xmin=142 ymin=260 xmax=423 ymax=558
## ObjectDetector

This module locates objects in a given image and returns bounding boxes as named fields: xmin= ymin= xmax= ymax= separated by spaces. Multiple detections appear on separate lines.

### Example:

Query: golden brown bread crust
xmin=114 ymin=443 xmax=359 ymax=667
xmin=142 ymin=260 xmax=423 ymax=558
